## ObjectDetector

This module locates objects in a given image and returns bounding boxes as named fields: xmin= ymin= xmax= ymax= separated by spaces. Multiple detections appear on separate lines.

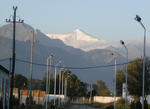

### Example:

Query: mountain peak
xmin=74 ymin=29 xmax=84 ymax=33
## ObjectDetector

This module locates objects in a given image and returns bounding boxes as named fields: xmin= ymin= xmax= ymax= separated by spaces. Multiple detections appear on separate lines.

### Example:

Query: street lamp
xmin=62 ymin=70 xmax=67 ymax=94
xmin=62 ymin=70 xmax=67 ymax=105
xmin=134 ymin=15 xmax=146 ymax=109
xmin=59 ymin=66 xmax=65 ymax=107
xmin=65 ymin=75 xmax=70 ymax=103
xmin=46 ymin=53 xmax=54 ymax=109
xmin=110 ymin=52 xmax=116 ymax=109
xmin=54 ymin=61 xmax=61 ymax=105
xmin=120 ymin=40 xmax=128 ymax=109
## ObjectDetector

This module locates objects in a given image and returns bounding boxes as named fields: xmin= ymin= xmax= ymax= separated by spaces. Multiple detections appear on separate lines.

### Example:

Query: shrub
xmin=130 ymin=101 xmax=135 ymax=109
xmin=105 ymin=105 xmax=114 ymax=109
xmin=35 ymin=104 xmax=43 ymax=109
xmin=25 ymin=104 xmax=33 ymax=109
xmin=0 ymin=101 xmax=3 ymax=109
xmin=33 ymin=101 xmax=36 ymax=105
xmin=21 ymin=103 xmax=25 ymax=109
xmin=144 ymin=99 xmax=148 ymax=109
xmin=117 ymin=97 xmax=125 ymax=105
xmin=135 ymin=100 xmax=142 ymax=109
xmin=12 ymin=95 xmax=19 ymax=107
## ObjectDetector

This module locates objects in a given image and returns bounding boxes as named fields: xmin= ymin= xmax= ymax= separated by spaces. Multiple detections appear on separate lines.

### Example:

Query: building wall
xmin=19 ymin=89 xmax=45 ymax=105
xmin=0 ymin=69 xmax=9 ymax=109
xmin=94 ymin=96 xmax=121 ymax=103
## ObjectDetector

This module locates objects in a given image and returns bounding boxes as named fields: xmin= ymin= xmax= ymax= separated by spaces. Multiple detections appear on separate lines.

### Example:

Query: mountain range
xmin=0 ymin=23 xmax=148 ymax=91
xmin=46 ymin=29 xmax=150 ymax=59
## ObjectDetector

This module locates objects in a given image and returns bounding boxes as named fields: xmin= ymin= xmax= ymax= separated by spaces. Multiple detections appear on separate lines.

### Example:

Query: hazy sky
xmin=0 ymin=1 xmax=150 ymax=41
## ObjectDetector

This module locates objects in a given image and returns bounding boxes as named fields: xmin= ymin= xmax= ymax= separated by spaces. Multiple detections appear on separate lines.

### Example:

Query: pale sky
xmin=0 ymin=0 xmax=150 ymax=41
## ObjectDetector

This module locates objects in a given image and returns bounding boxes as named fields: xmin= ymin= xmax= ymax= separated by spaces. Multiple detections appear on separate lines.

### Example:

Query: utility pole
xmin=90 ymin=81 xmax=93 ymax=102
xmin=6 ymin=6 xmax=24 ymax=109
xmin=26 ymin=31 xmax=39 ymax=104
xmin=14 ymin=73 xmax=16 ymax=88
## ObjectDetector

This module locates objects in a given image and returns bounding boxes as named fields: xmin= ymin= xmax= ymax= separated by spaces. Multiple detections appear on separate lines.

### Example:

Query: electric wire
xmin=1 ymin=57 xmax=150 ymax=70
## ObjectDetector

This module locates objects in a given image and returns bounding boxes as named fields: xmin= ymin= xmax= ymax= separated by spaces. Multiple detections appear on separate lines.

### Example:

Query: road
xmin=71 ymin=105 xmax=101 ymax=109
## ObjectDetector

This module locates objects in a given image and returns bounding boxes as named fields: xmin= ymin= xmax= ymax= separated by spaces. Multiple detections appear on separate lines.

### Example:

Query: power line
xmin=1 ymin=57 xmax=150 ymax=70
xmin=0 ymin=58 xmax=11 ymax=61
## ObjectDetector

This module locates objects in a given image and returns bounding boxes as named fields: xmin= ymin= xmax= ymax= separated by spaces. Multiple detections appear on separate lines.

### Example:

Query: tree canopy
xmin=97 ymin=80 xmax=110 ymax=96
xmin=116 ymin=58 xmax=150 ymax=97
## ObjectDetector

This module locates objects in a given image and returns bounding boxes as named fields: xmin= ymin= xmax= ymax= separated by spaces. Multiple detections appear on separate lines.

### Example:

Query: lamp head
xmin=134 ymin=15 xmax=141 ymax=22
xmin=63 ymin=66 xmax=65 ymax=68
xmin=59 ymin=61 xmax=61 ymax=64
xmin=120 ymin=40 xmax=124 ymax=45
xmin=51 ymin=53 xmax=54 ymax=57
xmin=110 ymin=52 xmax=114 ymax=56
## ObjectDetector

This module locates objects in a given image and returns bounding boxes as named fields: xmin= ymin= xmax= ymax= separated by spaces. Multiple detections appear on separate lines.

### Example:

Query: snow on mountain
xmin=46 ymin=29 xmax=99 ymax=42
xmin=46 ymin=29 xmax=110 ymax=51
xmin=46 ymin=29 xmax=150 ymax=59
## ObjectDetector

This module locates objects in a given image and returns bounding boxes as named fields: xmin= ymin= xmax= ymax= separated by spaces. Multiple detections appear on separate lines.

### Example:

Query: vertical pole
xmin=90 ymin=81 xmax=93 ymax=102
xmin=114 ymin=59 xmax=116 ymax=109
xmin=66 ymin=78 xmax=67 ymax=100
xmin=65 ymin=77 xmax=66 ymax=103
xmin=10 ymin=7 xmax=17 ymax=109
xmin=54 ymin=66 xmax=57 ymax=105
xmin=7 ymin=58 xmax=11 ymax=109
xmin=62 ymin=73 xmax=64 ymax=96
xmin=29 ymin=31 xmax=34 ymax=105
xmin=58 ymin=72 xmax=61 ymax=107
xmin=46 ymin=59 xmax=49 ymax=109
xmin=62 ymin=71 xmax=67 ymax=99
xmin=62 ymin=72 xmax=63 ymax=105
xmin=48 ymin=57 xmax=52 ymax=103
xmin=125 ymin=48 xmax=128 ymax=109
xmin=142 ymin=28 xmax=146 ymax=109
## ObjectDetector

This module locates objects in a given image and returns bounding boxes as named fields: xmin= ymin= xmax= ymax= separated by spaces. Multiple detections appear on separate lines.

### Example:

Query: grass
xmin=57 ymin=103 xmax=73 ymax=109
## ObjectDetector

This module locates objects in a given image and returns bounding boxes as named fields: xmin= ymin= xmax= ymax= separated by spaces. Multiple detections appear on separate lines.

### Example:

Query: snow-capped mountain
xmin=46 ymin=29 xmax=109 ymax=51
xmin=46 ymin=29 xmax=150 ymax=59
xmin=46 ymin=29 xmax=99 ymax=42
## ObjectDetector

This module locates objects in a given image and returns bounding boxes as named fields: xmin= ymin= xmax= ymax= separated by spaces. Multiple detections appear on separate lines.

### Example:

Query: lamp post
xmin=46 ymin=53 xmax=54 ymax=109
xmin=134 ymin=15 xmax=146 ymax=109
xmin=110 ymin=52 xmax=116 ymax=109
xmin=120 ymin=40 xmax=128 ymax=109
xmin=59 ymin=66 xmax=65 ymax=107
xmin=62 ymin=70 xmax=67 ymax=105
xmin=54 ymin=61 xmax=61 ymax=105
xmin=65 ymin=76 xmax=70 ymax=103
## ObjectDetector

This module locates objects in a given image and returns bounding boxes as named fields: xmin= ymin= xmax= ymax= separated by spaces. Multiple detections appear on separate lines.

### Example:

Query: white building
xmin=0 ymin=65 xmax=9 ymax=109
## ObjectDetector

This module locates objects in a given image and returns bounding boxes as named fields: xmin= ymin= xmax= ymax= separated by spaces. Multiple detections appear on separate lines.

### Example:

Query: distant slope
xmin=0 ymin=23 xmax=74 ymax=51
xmin=67 ymin=48 xmax=126 ymax=65
xmin=0 ymin=35 xmax=125 ymax=91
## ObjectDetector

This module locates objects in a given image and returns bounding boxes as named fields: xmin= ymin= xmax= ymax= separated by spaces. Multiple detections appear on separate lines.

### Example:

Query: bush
xmin=135 ymin=100 xmax=142 ymax=109
xmin=0 ymin=101 xmax=3 ymax=109
xmin=144 ymin=99 xmax=148 ymax=109
xmin=33 ymin=101 xmax=36 ymax=105
xmin=12 ymin=95 xmax=19 ymax=107
xmin=25 ymin=104 xmax=33 ymax=109
xmin=89 ymin=102 xmax=103 ymax=108
xmin=21 ymin=103 xmax=25 ymax=109
xmin=34 ymin=104 xmax=43 ymax=109
xmin=105 ymin=105 xmax=114 ymax=109
xmin=130 ymin=101 xmax=135 ymax=109
xmin=117 ymin=97 xmax=125 ymax=105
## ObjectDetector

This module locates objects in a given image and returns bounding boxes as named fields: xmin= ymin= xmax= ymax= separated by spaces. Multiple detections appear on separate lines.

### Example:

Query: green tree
xmin=38 ymin=73 xmax=54 ymax=93
xmin=15 ymin=74 xmax=28 ymax=89
xmin=116 ymin=58 xmax=150 ymax=98
xmin=116 ymin=69 xmax=125 ymax=96
xmin=96 ymin=80 xmax=110 ymax=96
xmin=93 ymin=83 xmax=98 ymax=95
xmin=67 ymin=74 xmax=87 ymax=96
